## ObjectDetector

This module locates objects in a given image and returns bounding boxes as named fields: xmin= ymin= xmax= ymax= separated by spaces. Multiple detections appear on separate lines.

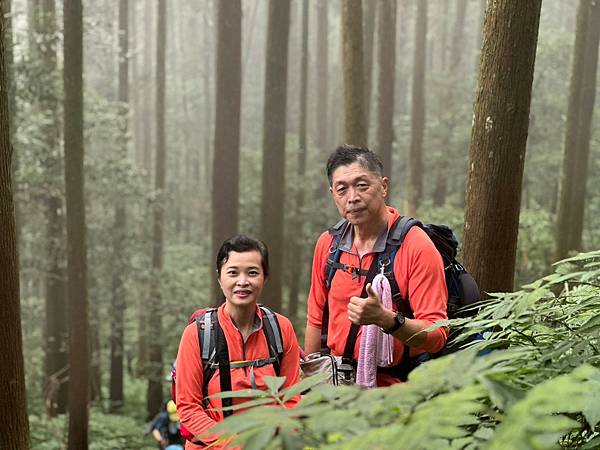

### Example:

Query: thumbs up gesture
xmin=348 ymin=283 xmax=385 ymax=326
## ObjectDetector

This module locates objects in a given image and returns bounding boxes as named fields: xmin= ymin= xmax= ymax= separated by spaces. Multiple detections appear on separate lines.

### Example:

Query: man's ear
xmin=381 ymin=177 xmax=389 ymax=198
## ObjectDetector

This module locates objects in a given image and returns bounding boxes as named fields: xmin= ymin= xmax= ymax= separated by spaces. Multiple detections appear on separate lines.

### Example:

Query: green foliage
xmin=208 ymin=251 xmax=600 ymax=449
xmin=29 ymin=408 xmax=158 ymax=450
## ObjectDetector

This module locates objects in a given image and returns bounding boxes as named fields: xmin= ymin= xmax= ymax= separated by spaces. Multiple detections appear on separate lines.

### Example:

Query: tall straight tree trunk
xmin=288 ymin=0 xmax=309 ymax=324
xmin=142 ymin=0 xmax=154 ymax=183
xmin=147 ymin=0 xmax=166 ymax=420
xmin=405 ymin=0 xmax=427 ymax=216
xmin=2 ymin=0 xmax=19 ymax=243
xmin=0 ymin=12 xmax=30 ymax=449
xmin=32 ymin=0 xmax=69 ymax=417
xmin=136 ymin=0 xmax=154 ymax=376
xmin=555 ymin=0 xmax=600 ymax=261
xmin=342 ymin=0 xmax=366 ymax=146
xmin=260 ymin=0 xmax=291 ymax=312
xmin=376 ymin=0 xmax=396 ymax=180
xmin=110 ymin=0 xmax=128 ymax=413
xmin=211 ymin=0 xmax=241 ymax=303
xmin=64 ymin=0 xmax=89 ymax=448
xmin=362 ymin=0 xmax=377 ymax=138
xmin=432 ymin=0 xmax=468 ymax=207
xmin=316 ymin=0 xmax=329 ymax=152
xmin=462 ymin=0 xmax=542 ymax=296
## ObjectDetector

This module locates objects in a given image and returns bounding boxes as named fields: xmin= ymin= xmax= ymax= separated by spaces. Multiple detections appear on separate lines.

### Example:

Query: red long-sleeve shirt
xmin=176 ymin=304 xmax=300 ymax=449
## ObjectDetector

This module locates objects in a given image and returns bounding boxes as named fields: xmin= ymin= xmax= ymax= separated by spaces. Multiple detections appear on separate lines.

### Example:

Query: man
xmin=150 ymin=400 xmax=184 ymax=449
xmin=304 ymin=145 xmax=448 ymax=386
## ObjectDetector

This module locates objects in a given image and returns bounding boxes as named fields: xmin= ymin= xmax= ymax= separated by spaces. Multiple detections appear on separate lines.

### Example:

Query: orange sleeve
xmin=306 ymin=232 xmax=331 ymax=328
xmin=399 ymin=227 xmax=449 ymax=353
xmin=176 ymin=322 xmax=222 ymax=444
xmin=276 ymin=314 xmax=302 ymax=407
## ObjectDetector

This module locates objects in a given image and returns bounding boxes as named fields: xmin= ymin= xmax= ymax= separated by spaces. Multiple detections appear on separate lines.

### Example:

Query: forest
xmin=1 ymin=0 xmax=600 ymax=449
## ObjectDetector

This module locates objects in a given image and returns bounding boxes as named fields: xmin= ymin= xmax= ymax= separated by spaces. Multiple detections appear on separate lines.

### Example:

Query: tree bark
xmin=287 ymin=0 xmax=309 ymax=325
xmin=342 ymin=0 xmax=366 ymax=146
xmin=363 ymin=0 xmax=377 ymax=138
xmin=405 ymin=0 xmax=427 ymax=216
xmin=64 ymin=0 xmax=89 ymax=447
xmin=0 ymin=12 xmax=30 ymax=449
xmin=31 ymin=0 xmax=69 ymax=417
xmin=555 ymin=0 xmax=600 ymax=261
xmin=260 ymin=0 xmax=291 ymax=312
xmin=315 ymin=0 xmax=329 ymax=152
xmin=147 ymin=0 xmax=166 ymax=420
xmin=432 ymin=0 xmax=467 ymax=207
xmin=376 ymin=0 xmax=396 ymax=181
xmin=110 ymin=0 xmax=129 ymax=413
xmin=211 ymin=0 xmax=241 ymax=303
xmin=462 ymin=0 xmax=542 ymax=296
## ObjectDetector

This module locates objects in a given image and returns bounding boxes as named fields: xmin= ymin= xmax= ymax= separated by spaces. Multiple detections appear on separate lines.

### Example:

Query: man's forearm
xmin=304 ymin=325 xmax=321 ymax=354
xmin=377 ymin=309 xmax=428 ymax=348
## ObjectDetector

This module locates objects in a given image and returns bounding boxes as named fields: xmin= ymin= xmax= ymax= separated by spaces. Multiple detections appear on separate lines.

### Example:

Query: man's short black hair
xmin=326 ymin=144 xmax=384 ymax=186
xmin=216 ymin=235 xmax=270 ymax=278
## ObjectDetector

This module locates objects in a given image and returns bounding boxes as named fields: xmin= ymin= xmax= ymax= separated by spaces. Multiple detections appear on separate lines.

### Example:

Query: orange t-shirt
xmin=176 ymin=304 xmax=301 ymax=449
xmin=307 ymin=207 xmax=448 ymax=385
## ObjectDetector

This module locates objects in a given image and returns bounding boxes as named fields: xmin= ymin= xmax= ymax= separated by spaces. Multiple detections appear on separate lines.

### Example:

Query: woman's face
xmin=218 ymin=250 xmax=266 ymax=308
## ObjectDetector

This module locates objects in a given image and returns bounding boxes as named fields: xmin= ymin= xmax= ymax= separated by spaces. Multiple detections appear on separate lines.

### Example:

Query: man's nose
xmin=347 ymin=186 xmax=360 ymax=202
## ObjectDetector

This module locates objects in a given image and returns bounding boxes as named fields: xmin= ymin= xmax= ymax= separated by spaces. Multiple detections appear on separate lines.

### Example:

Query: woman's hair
xmin=216 ymin=235 xmax=270 ymax=278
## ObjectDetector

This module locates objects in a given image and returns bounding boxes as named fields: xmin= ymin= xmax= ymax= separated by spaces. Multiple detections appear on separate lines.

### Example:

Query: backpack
xmin=171 ymin=304 xmax=284 ymax=439
xmin=322 ymin=216 xmax=480 ymax=379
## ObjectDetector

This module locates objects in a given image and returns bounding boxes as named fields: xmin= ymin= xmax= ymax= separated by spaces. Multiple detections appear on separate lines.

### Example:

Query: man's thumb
xmin=366 ymin=283 xmax=377 ymax=298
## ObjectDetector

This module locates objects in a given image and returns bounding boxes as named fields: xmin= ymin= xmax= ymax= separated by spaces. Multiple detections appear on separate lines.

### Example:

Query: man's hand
xmin=348 ymin=283 xmax=393 ymax=327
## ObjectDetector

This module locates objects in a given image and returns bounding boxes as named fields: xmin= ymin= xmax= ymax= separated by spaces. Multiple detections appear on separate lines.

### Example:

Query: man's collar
xmin=338 ymin=219 xmax=390 ymax=254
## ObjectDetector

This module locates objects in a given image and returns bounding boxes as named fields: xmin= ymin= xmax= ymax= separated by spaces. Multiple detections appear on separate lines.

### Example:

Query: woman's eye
xmin=249 ymin=270 xmax=260 ymax=277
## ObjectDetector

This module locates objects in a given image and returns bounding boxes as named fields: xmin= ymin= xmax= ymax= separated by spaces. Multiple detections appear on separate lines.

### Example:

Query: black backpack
xmin=322 ymin=216 xmax=480 ymax=379
xmin=172 ymin=305 xmax=284 ymax=422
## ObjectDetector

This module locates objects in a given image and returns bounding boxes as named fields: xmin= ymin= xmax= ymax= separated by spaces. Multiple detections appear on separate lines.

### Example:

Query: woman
xmin=176 ymin=235 xmax=301 ymax=449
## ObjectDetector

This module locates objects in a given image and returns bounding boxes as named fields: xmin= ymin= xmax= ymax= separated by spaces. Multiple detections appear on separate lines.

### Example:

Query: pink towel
xmin=356 ymin=273 xmax=395 ymax=388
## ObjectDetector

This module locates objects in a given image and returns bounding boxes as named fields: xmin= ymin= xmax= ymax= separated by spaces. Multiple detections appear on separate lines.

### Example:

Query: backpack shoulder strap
xmin=195 ymin=308 xmax=233 ymax=418
xmin=258 ymin=305 xmax=284 ymax=376
xmin=320 ymin=219 xmax=350 ymax=354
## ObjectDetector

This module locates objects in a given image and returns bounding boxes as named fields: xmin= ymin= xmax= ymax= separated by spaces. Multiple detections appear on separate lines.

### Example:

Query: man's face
xmin=329 ymin=162 xmax=388 ymax=226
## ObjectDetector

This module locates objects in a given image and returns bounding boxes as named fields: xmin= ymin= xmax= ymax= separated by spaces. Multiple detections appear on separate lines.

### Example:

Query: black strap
xmin=341 ymin=254 xmax=382 ymax=364
xmin=260 ymin=306 xmax=283 ymax=376
xmin=214 ymin=316 xmax=233 ymax=417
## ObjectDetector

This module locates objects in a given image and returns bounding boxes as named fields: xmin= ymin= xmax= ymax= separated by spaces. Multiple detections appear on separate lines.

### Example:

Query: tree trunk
xmin=211 ymin=0 xmax=241 ymax=303
xmin=405 ymin=0 xmax=427 ymax=216
xmin=0 ymin=12 xmax=30 ymax=449
xmin=432 ymin=0 xmax=467 ymax=207
xmin=362 ymin=0 xmax=377 ymax=139
xmin=31 ymin=0 xmax=69 ymax=417
xmin=260 ymin=0 xmax=291 ymax=312
xmin=376 ymin=0 xmax=396 ymax=181
xmin=110 ymin=0 xmax=129 ymax=413
xmin=2 ymin=0 xmax=20 ymax=244
xmin=64 ymin=0 xmax=89 ymax=447
xmin=555 ymin=0 xmax=600 ymax=261
xmin=342 ymin=0 xmax=366 ymax=146
xmin=315 ymin=0 xmax=329 ymax=152
xmin=147 ymin=0 xmax=166 ymax=420
xmin=462 ymin=0 xmax=542 ymax=296
xmin=287 ymin=0 xmax=308 ymax=325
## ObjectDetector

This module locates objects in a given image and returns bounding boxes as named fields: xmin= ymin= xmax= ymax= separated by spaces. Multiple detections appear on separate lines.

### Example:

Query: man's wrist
xmin=378 ymin=308 xmax=396 ymax=330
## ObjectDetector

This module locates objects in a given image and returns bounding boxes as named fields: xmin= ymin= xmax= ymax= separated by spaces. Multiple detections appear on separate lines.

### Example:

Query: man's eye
xmin=357 ymin=183 xmax=368 ymax=190
xmin=336 ymin=187 xmax=347 ymax=194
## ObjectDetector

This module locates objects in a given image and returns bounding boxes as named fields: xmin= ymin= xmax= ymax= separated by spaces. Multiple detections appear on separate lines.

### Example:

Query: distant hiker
xmin=304 ymin=145 xmax=449 ymax=386
xmin=175 ymin=235 xmax=301 ymax=448
xmin=150 ymin=400 xmax=184 ymax=450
